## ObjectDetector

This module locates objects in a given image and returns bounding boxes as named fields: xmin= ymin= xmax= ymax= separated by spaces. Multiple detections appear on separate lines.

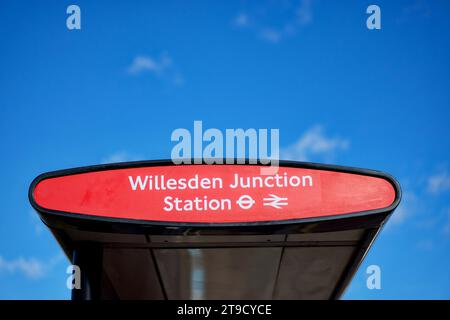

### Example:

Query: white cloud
xmin=281 ymin=125 xmax=349 ymax=161
xmin=0 ymin=256 xmax=45 ymax=279
xmin=260 ymin=28 xmax=282 ymax=44
xmin=386 ymin=171 xmax=450 ymax=233
xmin=127 ymin=52 xmax=183 ymax=86
xmin=233 ymin=0 xmax=314 ymax=44
xmin=128 ymin=56 xmax=159 ymax=74
xmin=101 ymin=151 xmax=143 ymax=164
xmin=296 ymin=0 xmax=313 ymax=25
xmin=0 ymin=254 xmax=64 ymax=279
xmin=427 ymin=171 xmax=450 ymax=194
xmin=233 ymin=13 xmax=249 ymax=28
xmin=127 ymin=53 xmax=172 ymax=75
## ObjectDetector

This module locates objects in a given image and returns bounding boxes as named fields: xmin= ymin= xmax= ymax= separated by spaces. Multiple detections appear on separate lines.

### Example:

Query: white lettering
xmin=163 ymin=196 xmax=232 ymax=212
xmin=128 ymin=175 xmax=148 ymax=191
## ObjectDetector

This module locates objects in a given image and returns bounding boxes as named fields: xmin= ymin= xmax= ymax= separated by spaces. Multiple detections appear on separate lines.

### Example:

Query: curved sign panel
xmin=30 ymin=162 xmax=400 ymax=224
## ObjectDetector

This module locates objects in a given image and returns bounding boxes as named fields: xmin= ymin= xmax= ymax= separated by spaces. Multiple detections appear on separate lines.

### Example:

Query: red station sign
xmin=31 ymin=164 xmax=397 ymax=224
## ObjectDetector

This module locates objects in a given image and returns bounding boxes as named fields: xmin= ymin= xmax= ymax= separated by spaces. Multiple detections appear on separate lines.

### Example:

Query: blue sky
xmin=1 ymin=0 xmax=450 ymax=299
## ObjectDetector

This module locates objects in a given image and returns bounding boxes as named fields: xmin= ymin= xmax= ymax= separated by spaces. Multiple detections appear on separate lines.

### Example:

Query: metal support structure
xmin=71 ymin=243 xmax=103 ymax=300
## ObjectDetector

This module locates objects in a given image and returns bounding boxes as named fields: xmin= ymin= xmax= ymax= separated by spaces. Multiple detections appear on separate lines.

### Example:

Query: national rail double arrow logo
xmin=263 ymin=194 xmax=289 ymax=209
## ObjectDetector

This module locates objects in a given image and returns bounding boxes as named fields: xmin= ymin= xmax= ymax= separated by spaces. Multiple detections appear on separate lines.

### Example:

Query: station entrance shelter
xmin=29 ymin=161 xmax=400 ymax=300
